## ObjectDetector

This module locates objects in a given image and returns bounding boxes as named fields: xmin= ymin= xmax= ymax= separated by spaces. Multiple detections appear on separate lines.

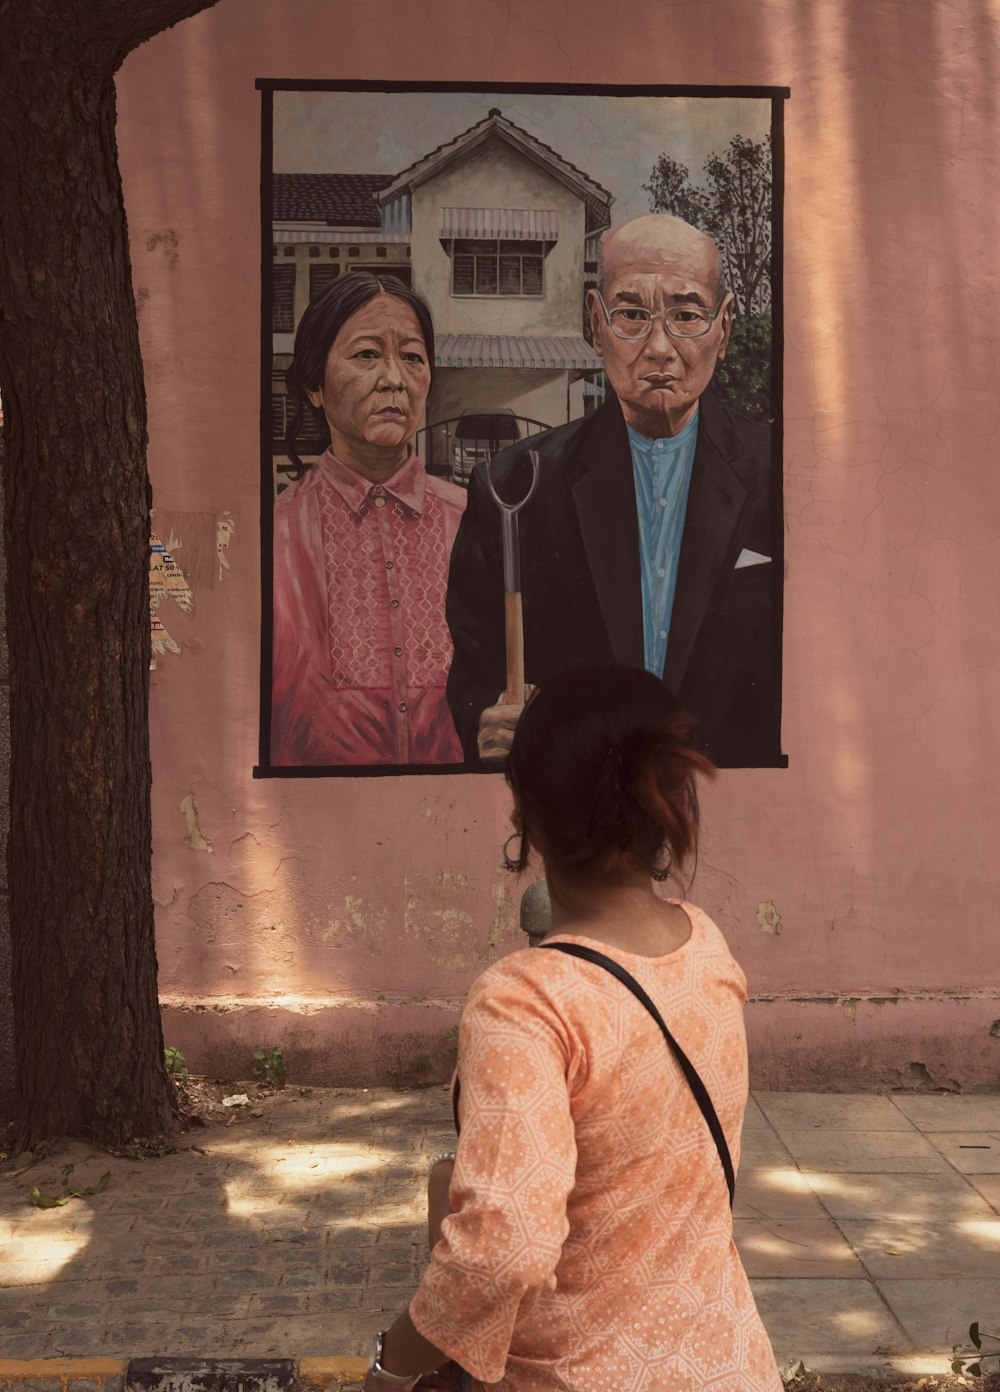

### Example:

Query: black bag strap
xmin=540 ymin=943 xmax=734 ymax=1206
xmin=452 ymin=942 xmax=735 ymax=1209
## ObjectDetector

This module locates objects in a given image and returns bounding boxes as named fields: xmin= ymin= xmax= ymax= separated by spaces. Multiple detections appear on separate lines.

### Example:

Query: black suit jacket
xmin=445 ymin=390 xmax=783 ymax=767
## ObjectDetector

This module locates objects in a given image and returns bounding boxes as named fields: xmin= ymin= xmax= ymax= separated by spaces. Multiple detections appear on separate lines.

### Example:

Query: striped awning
xmin=439 ymin=208 xmax=559 ymax=241
xmin=436 ymin=335 xmax=602 ymax=370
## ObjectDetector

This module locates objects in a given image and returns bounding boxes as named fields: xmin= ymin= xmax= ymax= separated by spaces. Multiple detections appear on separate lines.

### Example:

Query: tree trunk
xmin=0 ymin=0 xmax=219 ymax=1147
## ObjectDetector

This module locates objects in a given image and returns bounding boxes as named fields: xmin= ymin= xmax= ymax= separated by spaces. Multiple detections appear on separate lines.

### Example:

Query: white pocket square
xmin=735 ymin=548 xmax=771 ymax=570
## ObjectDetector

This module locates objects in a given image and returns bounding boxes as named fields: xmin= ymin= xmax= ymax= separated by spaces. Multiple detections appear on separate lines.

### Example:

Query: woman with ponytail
xmin=366 ymin=666 xmax=781 ymax=1391
xmin=271 ymin=272 xmax=466 ymax=766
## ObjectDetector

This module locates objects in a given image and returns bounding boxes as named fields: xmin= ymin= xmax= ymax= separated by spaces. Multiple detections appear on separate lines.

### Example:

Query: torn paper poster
xmin=150 ymin=530 xmax=193 ymax=669
xmin=217 ymin=510 xmax=235 ymax=581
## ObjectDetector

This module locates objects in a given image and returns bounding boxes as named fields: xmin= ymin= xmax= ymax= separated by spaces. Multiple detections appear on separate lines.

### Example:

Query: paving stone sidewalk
xmin=1 ymin=1087 xmax=998 ymax=1378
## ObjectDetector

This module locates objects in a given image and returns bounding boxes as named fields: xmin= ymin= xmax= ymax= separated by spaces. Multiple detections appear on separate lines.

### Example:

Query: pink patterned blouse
xmin=409 ymin=903 xmax=782 ymax=1391
xmin=271 ymin=451 xmax=466 ymax=766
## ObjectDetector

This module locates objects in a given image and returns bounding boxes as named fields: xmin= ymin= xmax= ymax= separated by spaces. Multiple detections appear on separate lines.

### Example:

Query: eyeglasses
xmin=593 ymin=289 xmax=730 ymax=341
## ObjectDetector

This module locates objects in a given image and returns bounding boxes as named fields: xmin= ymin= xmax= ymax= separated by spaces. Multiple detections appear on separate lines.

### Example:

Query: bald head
xmin=588 ymin=213 xmax=733 ymax=438
xmin=598 ymin=215 xmax=726 ymax=300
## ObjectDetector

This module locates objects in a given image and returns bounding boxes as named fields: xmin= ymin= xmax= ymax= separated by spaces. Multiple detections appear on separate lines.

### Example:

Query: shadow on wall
xmin=0 ymin=442 xmax=13 ymax=1125
xmin=769 ymin=0 xmax=1000 ymax=1021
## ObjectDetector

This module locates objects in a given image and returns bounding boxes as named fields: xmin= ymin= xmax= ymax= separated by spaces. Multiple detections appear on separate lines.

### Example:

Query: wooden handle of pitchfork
xmin=504 ymin=591 xmax=525 ymax=706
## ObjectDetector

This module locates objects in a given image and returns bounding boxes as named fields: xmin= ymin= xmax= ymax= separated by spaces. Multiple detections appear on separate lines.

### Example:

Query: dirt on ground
xmin=0 ymin=1071 xmax=447 ymax=1169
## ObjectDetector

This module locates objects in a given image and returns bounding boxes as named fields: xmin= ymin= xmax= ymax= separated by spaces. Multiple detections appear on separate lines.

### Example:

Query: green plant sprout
xmin=253 ymin=1045 xmax=288 ymax=1088
xmin=952 ymin=1320 xmax=1000 ymax=1378
xmin=28 ymin=1164 xmax=111 ymax=1209
xmin=164 ymin=1045 xmax=188 ymax=1075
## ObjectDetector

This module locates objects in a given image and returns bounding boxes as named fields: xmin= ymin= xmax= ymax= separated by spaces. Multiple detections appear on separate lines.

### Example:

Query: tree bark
xmin=0 ymin=0 xmax=219 ymax=1146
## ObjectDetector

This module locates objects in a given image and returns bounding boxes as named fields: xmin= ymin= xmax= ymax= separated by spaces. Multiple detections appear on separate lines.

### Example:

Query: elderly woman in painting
xmin=272 ymin=273 xmax=467 ymax=766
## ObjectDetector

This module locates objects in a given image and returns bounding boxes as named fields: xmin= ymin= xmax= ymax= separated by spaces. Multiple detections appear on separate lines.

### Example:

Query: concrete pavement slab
xmin=733 ymin=1165 xmax=831 ymax=1220
xmin=734 ymin=1216 xmax=866 ymax=1277
xmin=890 ymin=1093 xmax=1000 ymax=1130
xmin=834 ymin=1216 xmax=1000 ymax=1278
xmin=922 ymin=1131 xmax=1000 ymax=1172
xmin=748 ymin=1276 xmax=910 ymax=1358
xmin=776 ymin=1129 xmax=954 ymax=1173
xmin=877 ymin=1277 xmax=1000 ymax=1351
xmin=738 ymin=1125 xmax=795 ymax=1166
xmin=967 ymin=1174 xmax=1000 ymax=1212
xmin=740 ymin=1095 xmax=771 ymax=1131
xmin=799 ymin=1169 xmax=1000 ymax=1221
xmin=754 ymin=1091 xmax=919 ymax=1133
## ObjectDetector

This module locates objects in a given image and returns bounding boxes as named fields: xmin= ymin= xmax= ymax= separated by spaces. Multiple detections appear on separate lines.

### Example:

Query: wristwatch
xmin=368 ymin=1328 xmax=421 ymax=1388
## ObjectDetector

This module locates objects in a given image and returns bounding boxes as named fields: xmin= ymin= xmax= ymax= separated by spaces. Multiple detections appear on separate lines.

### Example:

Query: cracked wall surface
xmin=114 ymin=0 xmax=1000 ymax=1087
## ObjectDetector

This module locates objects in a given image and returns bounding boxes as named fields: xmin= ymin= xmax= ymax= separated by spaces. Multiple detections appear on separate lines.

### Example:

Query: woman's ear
xmin=306 ymin=388 xmax=323 ymax=409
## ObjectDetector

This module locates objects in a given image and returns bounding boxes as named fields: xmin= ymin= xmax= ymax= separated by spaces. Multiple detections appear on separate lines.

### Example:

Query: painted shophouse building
xmin=271 ymin=109 xmax=611 ymax=485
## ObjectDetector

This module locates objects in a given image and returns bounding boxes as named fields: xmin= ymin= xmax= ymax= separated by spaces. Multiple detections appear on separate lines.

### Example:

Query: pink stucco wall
xmin=117 ymin=0 xmax=1000 ymax=1090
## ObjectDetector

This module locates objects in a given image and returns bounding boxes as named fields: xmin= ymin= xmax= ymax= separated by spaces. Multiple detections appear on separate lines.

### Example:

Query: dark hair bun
xmin=505 ymin=665 xmax=714 ymax=883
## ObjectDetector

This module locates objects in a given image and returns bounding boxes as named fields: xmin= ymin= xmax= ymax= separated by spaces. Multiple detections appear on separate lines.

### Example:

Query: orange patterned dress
xmin=408 ymin=902 xmax=781 ymax=1391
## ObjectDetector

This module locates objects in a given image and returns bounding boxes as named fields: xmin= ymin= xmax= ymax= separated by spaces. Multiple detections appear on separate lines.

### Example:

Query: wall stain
xmin=181 ymin=794 xmax=212 ymax=853
xmin=757 ymin=900 xmax=783 ymax=934
xmin=403 ymin=873 xmax=473 ymax=970
xmin=478 ymin=869 xmax=516 ymax=965
xmin=317 ymin=893 xmax=388 ymax=947
xmin=426 ymin=907 xmax=474 ymax=972
xmin=146 ymin=228 xmax=180 ymax=267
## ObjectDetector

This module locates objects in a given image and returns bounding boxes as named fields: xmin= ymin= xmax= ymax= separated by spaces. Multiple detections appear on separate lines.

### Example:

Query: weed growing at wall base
xmin=164 ymin=1046 xmax=188 ymax=1075
xmin=253 ymin=1046 xmax=288 ymax=1088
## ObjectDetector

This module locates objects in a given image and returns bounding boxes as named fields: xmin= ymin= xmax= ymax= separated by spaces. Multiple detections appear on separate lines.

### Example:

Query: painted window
xmin=272 ymin=264 xmax=296 ymax=332
xmin=309 ymin=264 xmax=341 ymax=300
xmin=451 ymin=239 xmax=547 ymax=297
xmin=272 ymin=370 xmax=325 ymax=456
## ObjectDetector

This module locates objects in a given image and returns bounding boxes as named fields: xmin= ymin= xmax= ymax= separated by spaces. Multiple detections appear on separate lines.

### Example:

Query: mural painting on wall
xmin=259 ymin=83 xmax=788 ymax=776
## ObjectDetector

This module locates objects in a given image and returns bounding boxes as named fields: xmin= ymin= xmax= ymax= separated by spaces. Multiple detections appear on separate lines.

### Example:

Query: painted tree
xmin=644 ymin=134 xmax=773 ymax=319
xmin=0 ymin=0 xmax=219 ymax=1148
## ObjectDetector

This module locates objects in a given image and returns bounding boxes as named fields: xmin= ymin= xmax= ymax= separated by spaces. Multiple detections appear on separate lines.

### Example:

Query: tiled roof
xmin=273 ymin=174 xmax=393 ymax=227
xmin=378 ymin=110 xmax=613 ymax=234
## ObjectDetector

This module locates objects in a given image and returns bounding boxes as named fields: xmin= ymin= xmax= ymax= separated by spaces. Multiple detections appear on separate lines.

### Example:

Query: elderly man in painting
xmin=271 ymin=273 xmax=466 ymax=767
xmin=446 ymin=213 xmax=779 ymax=770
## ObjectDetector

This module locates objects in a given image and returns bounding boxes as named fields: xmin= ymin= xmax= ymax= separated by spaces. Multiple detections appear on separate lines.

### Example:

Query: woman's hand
xmin=359 ymin=1308 xmax=454 ymax=1386
xmin=361 ymin=1363 xmax=462 ymax=1391
xmin=427 ymin=1157 xmax=456 ymax=1250
xmin=413 ymin=1364 xmax=465 ymax=1389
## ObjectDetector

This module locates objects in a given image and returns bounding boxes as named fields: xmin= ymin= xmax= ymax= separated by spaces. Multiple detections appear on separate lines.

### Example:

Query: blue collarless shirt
xmin=627 ymin=413 xmax=698 ymax=678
